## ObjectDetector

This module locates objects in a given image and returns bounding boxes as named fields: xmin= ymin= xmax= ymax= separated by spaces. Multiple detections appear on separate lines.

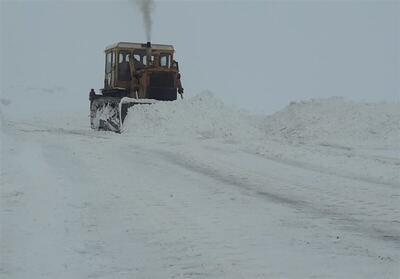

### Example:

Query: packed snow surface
xmin=1 ymin=89 xmax=399 ymax=278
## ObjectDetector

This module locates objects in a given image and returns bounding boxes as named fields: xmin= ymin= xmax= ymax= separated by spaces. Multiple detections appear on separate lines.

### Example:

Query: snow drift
xmin=263 ymin=97 xmax=400 ymax=147
xmin=122 ymin=91 xmax=263 ymax=141
xmin=123 ymin=93 xmax=400 ymax=147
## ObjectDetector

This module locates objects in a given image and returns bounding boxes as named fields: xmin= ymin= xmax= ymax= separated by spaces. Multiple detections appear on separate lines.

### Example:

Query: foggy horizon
xmin=1 ymin=0 xmax=399 ymax=114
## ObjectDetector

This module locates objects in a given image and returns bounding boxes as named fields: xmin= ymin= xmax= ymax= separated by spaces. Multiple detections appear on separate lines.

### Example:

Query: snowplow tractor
xmin=89 ymin=42 xmax=184 ymax=133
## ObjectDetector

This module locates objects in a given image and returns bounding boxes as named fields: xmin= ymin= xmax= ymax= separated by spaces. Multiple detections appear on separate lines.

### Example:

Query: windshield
xmin=119 ymin=49 xmax=174 ymax=69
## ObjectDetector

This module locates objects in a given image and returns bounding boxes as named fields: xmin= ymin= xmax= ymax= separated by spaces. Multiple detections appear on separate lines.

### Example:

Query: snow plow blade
xmin=90 ymin=97 xmax=155 ymax=133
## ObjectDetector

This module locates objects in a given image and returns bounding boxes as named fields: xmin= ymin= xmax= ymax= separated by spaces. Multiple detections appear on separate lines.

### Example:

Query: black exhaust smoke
xmin=132 ymin=0 xmax=155 ymax=42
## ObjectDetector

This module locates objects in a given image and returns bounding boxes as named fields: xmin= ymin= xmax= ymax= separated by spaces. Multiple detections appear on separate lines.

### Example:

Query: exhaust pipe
xmin=146 ymin=41 xmax=151 ymax=66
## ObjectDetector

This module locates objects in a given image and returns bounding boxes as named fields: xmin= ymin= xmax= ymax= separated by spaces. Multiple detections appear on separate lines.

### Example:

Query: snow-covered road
xmin=1 ymin=94 xmax=399 ymax=278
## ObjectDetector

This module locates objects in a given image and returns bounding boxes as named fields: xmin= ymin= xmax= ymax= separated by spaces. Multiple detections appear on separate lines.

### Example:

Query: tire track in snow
xmin=150 ymin=147 xmax=400 ymax=249
xmin=246 ymin=149 xmax=399 ymax=189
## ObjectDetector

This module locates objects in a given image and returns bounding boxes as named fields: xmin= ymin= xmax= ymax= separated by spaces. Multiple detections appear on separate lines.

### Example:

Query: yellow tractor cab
xmin=89 ymin=42 xmax=184 ymax=132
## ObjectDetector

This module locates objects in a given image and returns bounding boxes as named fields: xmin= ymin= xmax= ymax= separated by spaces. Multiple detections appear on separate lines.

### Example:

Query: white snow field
xmin=1 ymin=89 xmax=399 ymax=278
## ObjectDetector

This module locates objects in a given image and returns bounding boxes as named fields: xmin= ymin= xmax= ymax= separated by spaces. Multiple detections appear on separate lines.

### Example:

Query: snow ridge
xmin=123 ymin=91 xmax=263 ymax=141
xmin=124 ymin=93 xmax=400 ymax=148
xmin=263 ymin=97 xmax=400 ymax=147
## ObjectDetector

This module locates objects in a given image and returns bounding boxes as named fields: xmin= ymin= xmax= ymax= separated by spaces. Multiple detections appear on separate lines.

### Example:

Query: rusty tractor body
xmin=89 ymin=42 xmax=183 ymax=132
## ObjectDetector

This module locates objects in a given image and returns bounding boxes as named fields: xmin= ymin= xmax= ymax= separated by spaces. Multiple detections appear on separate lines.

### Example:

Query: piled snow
xmin=3 ymin=86 xmax=398 ymax=149
xmin=123 ymin=93 xmax=399 ymax=148
xmin=123 ymin=91 xmax=263 ymax=141
xmin=262 ymin=97 xmax=400 ymax=147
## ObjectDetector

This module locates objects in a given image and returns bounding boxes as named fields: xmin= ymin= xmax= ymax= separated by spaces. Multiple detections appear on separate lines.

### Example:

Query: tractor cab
xmin=89 ymin=41 xmax=184 ymax=132
xmin=103 ymin=42 xmax=183 ymax=101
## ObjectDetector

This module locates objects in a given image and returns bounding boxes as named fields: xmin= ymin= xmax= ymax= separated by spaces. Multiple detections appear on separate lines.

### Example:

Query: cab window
xmin=118 ymin=51 xmax=131 ymax=81
xmin=112 ymin=51 xmax=115 ymax=66
xmin=105 ymin=52 xmax=112 ymax=73
xmin=160 ymin=54 xmax=170 ymax=67
xmin=132 ymin=50 xmax=146 ymax=69
xmin=119 ymin=52 xmax=130 ymax=63
xmin=133 ymin=54 xmax=141 ymax=62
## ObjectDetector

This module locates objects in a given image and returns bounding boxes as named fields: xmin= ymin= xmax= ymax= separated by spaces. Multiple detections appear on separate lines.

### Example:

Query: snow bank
xmin=123 ymin=91 xmax=263 ymax=141
xmin=5 ymin=85 xmax=396 ymax=148
xmin=123 ymin=94 xmax=399 ymax=147
xmin=262 ymin=97 xmax=400 ymax=147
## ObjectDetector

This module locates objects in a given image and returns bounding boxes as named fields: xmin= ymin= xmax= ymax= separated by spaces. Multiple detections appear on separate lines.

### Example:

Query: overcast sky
xmin=1 ymin=0 xmax=399 ymax=114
